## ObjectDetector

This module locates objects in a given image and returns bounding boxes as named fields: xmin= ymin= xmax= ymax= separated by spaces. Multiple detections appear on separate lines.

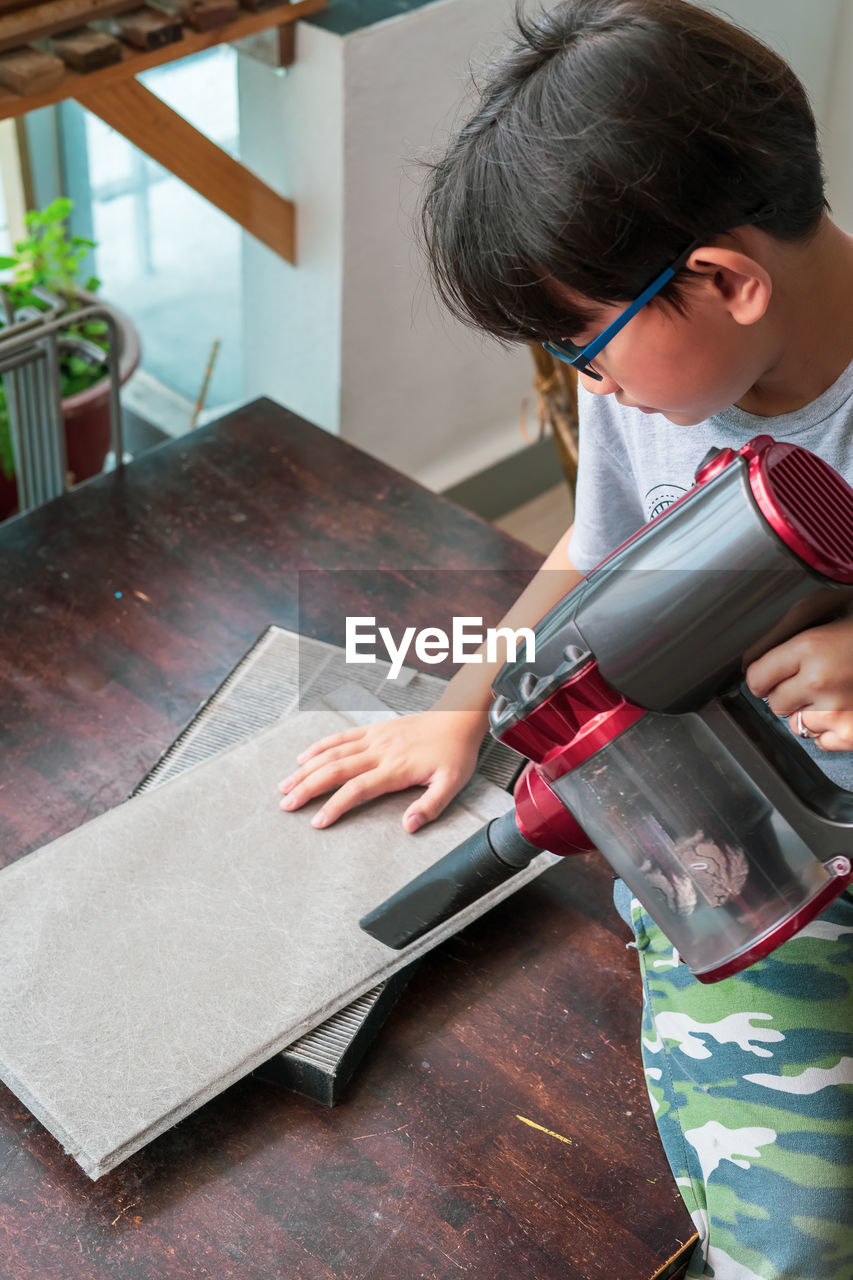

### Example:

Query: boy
xmin=280 ymin=3 xmax=853 ymax=1275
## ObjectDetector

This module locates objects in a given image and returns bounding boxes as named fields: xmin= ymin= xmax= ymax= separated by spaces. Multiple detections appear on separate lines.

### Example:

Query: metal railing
xmin=0 ymin=288 xmax=123 ymax=515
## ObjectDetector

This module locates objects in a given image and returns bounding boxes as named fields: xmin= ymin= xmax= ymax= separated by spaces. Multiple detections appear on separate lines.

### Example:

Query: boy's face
xmin=558 ymin=273 xmax=773 ymax=425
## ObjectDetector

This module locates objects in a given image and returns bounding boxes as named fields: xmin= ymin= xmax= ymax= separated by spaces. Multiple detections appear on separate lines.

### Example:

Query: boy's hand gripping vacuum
xmin=361 ymin=436 xmax=853 ymax=981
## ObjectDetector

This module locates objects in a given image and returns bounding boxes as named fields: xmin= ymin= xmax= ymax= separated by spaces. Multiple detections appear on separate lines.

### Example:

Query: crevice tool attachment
xmin=360 ymin=809 xmax=541 ymax=949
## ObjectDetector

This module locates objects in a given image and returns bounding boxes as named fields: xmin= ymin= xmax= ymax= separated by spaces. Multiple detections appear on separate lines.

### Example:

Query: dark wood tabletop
xmin=0 ymin=399 xmax=693 ymax=1280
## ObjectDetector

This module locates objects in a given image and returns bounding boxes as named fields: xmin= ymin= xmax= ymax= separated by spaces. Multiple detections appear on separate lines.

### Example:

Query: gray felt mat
xmin=0 ymin=684 xmax=557 ymax=1179
xmin=134 ymin=627 xmax=525 ymax=1105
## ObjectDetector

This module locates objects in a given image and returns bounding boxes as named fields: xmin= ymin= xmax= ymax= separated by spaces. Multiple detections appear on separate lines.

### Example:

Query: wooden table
xmin=0 ymin=399 xmax=694 ymax=1280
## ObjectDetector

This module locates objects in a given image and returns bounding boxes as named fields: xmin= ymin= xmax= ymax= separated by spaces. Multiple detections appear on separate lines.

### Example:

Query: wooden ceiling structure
xmin=0 ymin=0 xmax=328 ymax=262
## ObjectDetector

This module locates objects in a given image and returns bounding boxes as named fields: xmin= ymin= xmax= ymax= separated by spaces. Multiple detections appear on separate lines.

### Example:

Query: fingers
xmin=746 ymin=617 xmax=852 ymax=710
xmin=294 ymin=726 xmax=365 ymax=766
xmin=278 ymin=709 xmax=485 ymax=832
xmin=787 ymin=708 xmax=816 ymax=742
xmin=279 ymin=747 xmax=372 ymax=812
xmin=787 ymin=710 xmax=831 ymax=748
xmin=747 ymin=640 xmax=825 ymax=718
xmin=808 ymin=729 xmax=853 ymax=752
xmin=785 ymin=709 xmax=853 ymax=752
xmin=309 ymin=768 xmax=416 ymax=828
xmin=745 ymin=647 xmax=800 ymax=702
xmin=402 ymin=768 xmax=471 ymax=833
xmin=760 ymin=673 xmax=807 ymax=720
xmin=279 ymin=739 xmax=369 ymax=798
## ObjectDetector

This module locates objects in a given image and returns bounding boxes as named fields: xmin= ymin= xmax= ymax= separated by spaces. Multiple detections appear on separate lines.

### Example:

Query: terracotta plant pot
xmin=0 ymin=295 xmax=141 ymax=518
xmin=0 ymin=465 xmax=15 ymax=517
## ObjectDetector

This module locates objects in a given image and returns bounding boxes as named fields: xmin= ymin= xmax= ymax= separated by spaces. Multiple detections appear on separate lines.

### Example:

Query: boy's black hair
xmin=422 ymin=0 xmax=828 ymax=343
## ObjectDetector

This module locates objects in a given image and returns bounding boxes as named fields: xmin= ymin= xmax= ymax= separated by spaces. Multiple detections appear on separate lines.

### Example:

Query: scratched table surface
xmin=0 ymin=399 xmax=692 ymax=1280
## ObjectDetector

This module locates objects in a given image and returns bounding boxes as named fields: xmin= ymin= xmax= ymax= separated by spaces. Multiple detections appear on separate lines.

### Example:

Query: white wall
xmin=697 ymin=0 xmax=851 ymax=229
xmin=237 ymin=0 xmax=853 ymax=490
xmin=238 ymin=0 xmax=532 ymax=489
xmin=338 ymin=0 xmax=534 ymax=489
xmin=824 ymin=1 xmax=853 ymax=232
xmin=698 ymin=0 xmax=841 ymax=118
xmin=238 ymin=24 xmax=345 ymax=435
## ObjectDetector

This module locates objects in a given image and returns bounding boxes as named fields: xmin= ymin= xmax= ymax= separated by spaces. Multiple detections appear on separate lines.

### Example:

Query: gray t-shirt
xmin=567 ymin=358 xmax=853 ymax=789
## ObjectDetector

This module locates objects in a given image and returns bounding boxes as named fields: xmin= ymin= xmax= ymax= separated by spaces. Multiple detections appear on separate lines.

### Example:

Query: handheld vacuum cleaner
xmin=361 ymin=435 xmax=853 ymax=982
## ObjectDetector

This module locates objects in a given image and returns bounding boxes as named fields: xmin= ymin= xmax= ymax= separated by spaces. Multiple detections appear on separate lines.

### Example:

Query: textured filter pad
xmin=252 ymin=966 xmax=417 ymax=1104
xmin=137 ymin=626 xmax=524 ymax=793
xmin=0 ymin=691 xmax=557 ymax=1179
xmin=136 ymin=626 xmax=526 ymax=1104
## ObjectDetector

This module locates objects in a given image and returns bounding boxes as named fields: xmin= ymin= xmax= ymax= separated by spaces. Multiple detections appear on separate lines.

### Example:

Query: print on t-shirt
xmin=644 ymin=482 xmax=688 ymax=520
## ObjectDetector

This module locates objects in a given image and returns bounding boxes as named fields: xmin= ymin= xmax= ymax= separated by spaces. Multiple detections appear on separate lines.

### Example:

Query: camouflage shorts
xmin=615 ymin=880 xmax=853 ymax=1280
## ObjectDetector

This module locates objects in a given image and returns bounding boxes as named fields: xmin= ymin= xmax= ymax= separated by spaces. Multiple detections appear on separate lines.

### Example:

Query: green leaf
xmin=80 ymin=320 xmax=108 ymax=339
xmin=0 ymin=394 xmax=14 ymax=481
xmin=60 ymin=364 xmax=104 ymax=397
xmin=0 ymin=387 xmax=14 ymax=478
xmin=46 ymin=196 xmax=72 ymax=221
xmin=6 ymin=196 xmax=103 ymax=317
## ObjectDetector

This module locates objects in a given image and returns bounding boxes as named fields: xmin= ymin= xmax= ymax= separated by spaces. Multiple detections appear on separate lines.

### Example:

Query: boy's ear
xmin=685 ymin=247 xmax=772 ymax=326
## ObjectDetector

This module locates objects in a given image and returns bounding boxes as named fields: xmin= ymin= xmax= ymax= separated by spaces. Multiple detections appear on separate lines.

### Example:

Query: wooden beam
xmin=48 ymin=28 xmax=124 ymax=71
xmin=0 ymin=45 xmax=64 ymax=92
xmin=0 ymin=0 xmax=326 ymax=120
xmin=109 ymin=6 xmax=184 ymax=50
xmin=0 ymin=0 xmax=141 ymax=53
xmin=77 ymin=76 xmax=295 ymax=261
xmin=167 ymin=0 xmax=240 ymax=32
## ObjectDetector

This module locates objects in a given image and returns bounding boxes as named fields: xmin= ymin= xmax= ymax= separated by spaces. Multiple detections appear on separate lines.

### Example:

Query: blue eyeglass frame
xmin=542 ymin=237 xmax=701 ymax=381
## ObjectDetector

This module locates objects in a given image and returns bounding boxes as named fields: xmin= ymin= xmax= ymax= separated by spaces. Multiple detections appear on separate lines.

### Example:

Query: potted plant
xmin=0 ymin=197 xmax=141 ymax=519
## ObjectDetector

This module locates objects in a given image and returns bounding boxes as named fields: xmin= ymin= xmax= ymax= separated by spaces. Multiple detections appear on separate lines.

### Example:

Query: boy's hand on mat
xmin=278 ymin=708 xmax=486 ymax=830
xmin=746 ymin=612 xmax=853 ymax=751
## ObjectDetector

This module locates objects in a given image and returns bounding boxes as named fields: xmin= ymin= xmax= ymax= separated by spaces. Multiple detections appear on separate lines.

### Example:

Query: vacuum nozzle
xmin=360 ymin=809 xmax=541 ymax=949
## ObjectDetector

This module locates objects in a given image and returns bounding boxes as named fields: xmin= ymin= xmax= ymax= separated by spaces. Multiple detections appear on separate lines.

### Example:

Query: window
xmin=61 ymin=46 xmax=244 ymax=419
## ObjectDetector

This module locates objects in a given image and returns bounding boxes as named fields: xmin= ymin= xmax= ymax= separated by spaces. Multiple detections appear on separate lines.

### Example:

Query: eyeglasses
xmin=542 ymin=237 xmax=701 ymax=381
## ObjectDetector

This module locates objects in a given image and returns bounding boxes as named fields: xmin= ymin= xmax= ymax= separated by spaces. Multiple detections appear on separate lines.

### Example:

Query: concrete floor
xmin=494 ymin=483 xmax=574 ymax=555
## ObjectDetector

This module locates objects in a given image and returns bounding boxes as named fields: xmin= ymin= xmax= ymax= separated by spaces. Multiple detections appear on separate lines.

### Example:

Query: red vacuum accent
xmin=694 ymin=447 xmax=737 ymax=485
xmin=594 ymin=433 xmax=853 ymax=586
xmin=739 ymin=435 xmax=853 ymax=583
xmin=512 ymin=763 xmax=593 ymax=857
xmin=695 ymin=856 xmax=853 ymax=983
xmin=482 ymin=435 xmax=853 ymax=979
xmin=496 ymin=660 xmax=645 ymax=780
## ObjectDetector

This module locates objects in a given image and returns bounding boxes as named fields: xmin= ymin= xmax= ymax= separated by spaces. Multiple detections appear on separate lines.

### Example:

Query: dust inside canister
xmin=640 ymin=832 xmax=750 ymax=917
